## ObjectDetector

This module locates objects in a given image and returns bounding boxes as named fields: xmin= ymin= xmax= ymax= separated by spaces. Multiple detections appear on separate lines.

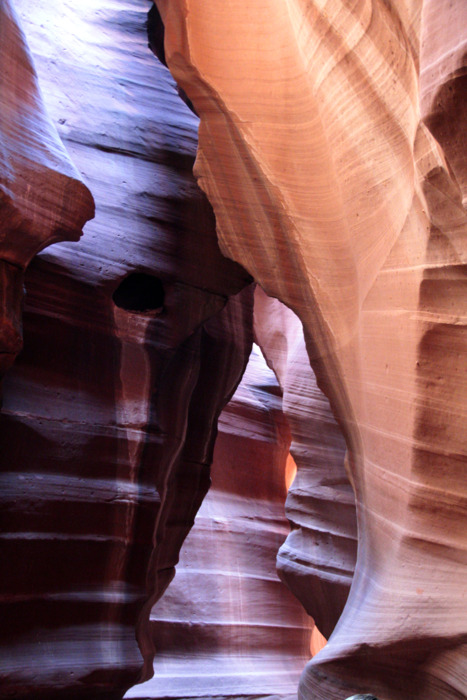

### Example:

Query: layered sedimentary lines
xmin=1 ymin=1 xmax=253 ymax=697
xmin=254 ymin=288 xmax=357 ymax=640
xmin=2 ymin=1 xmax=466 ymax=698
xmin=0 ymin=0 xmax=94 ymax=262
xmin=125 ymin=345 xmax=313 ymax=700
xmin=156 ymin=1 xmax=467 ymax=698
xmin=156 ymin=0 xmax=420 ymax=345
xmin=0 ymin=0 xmax=94 ymax=375
xmin=420 ymin=0 xmax=467 ymax=206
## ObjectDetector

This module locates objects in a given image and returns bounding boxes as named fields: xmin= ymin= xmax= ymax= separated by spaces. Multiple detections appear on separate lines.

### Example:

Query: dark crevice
xmin=147 ymin=4 xmax=197 ymax=116
xmin=112 ymin=273 xmax=165 ymax=314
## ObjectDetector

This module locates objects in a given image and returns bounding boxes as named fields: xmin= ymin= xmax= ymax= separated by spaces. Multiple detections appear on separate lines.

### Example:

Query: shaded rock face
xmin=125 ymin=345 xmax=314 ymax=700
xmin=420 ymin=0 xmax=467 ymax=206
xmin=0 ymin=272 xmax=253 ymax=699
xmin=154 ymin=1 xmax=467 ymax=699
xmin=1 ymin=2 xmax=466 ymax=700
xmin=254 ymin=288 xmax=357 ymax=641
xmin=1 ymin=1 xmax=254 ymax=697
xmin=0 ymin=0 xmax=94 ymax=377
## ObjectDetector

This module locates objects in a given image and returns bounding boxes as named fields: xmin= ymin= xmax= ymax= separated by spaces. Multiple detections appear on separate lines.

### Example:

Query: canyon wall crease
xmin=154 ymin=0 xmax=467 ymax=698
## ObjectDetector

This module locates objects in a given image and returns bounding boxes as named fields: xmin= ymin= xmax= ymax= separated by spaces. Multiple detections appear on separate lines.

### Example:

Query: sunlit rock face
xmin=155 ymin=1 xmax=467 ymax=698
xmin=126 ymin=345 xmax=313 ymax=700
xmin=0 ymin=0 xmax=94 ymax=377
xmin=2 ymin=0 xmax=466 ymax=698
xmin=1 ymin=1 xmax=252 ymax=697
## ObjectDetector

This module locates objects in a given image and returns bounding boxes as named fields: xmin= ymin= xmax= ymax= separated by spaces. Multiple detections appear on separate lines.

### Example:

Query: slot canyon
xmin=0 ymin=1 xmax=465 ymax=699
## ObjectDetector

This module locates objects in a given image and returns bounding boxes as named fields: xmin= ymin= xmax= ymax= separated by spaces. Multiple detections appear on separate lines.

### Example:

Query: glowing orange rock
xmin=155 ymin=0 xmax=467 ymax=697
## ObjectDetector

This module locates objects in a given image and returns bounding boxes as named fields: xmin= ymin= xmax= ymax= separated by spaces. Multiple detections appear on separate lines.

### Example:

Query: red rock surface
xmin=254 ymin=287 xmax=357 ymax=641
xmin=126 ymin=344 xmax=313 ymax=700
xmin=0 ymin=0 xmax=94 ymax=376
xmin=420 ymin=0 xmax=467 ymax=205
xmin=1 ymin=1 xmax=466 ymax=699
xmin=155 ymin=1 xmax=467 ymax=698
xmin=0 ymin=2 xmax=253 ymax=697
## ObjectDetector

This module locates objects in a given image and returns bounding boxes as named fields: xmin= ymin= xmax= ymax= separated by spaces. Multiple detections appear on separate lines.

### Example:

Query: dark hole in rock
xmin=112 ymin=273 xmax=165 ymax=313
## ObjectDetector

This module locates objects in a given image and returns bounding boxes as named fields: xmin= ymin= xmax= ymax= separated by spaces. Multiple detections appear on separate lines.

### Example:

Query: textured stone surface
xmin=1 ymin=1 xmax=253 ymax=697
xmin=126 ymin=345 xmax=313 ymax=700
xmin=0 ymin=275 xmax=253 ymax=699
xmin=155 ymin=1 xmax=467 ymax=698
xmin=254 ymin=287 xmax=357 ymax=641
xmin=0 ymin=0 xmax=94 ymax=376
xmin=2 ymin=0 xmax=466 ymax=699
xmin=420 ymin=0 xmax=467 ymax=205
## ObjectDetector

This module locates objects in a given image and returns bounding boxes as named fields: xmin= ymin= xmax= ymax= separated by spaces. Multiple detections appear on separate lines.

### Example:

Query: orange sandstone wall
xmin=154 ymin=1 xmax=467 ymax=698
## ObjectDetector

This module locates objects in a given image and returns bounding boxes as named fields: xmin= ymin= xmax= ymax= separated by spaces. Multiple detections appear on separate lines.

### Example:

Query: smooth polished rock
xmin=0 ymin=0 xmax=94 ymax=377
xmin=154 ymin=1 xmax=467 ymax=697
xmin=254 ymin=287 xmax=357 ymax=640
xmin=420 ymin=0 xmax=467 ymax=205
xmin=2 ymin=0 xmax=466 ymax=698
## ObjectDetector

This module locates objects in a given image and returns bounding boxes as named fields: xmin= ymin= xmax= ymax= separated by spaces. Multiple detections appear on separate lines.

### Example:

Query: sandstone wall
xmin=1 ymin=1 xmax=466 ymax=699
xmin=1 ymin=1 xmax=253 ymax=696
xmin=154 ymin=1 xmax=467 ymax=697
xmin=0 ymin=0 xmax=94 ymax=377
xmin=126 ymin=345 xmax=313 ymax=700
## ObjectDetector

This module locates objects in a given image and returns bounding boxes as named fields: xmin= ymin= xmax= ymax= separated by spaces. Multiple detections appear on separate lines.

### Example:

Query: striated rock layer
xmin=2 ymin=1 xmax=466 ymax=698
xmin=0 ymin=0 xmax=94 ymax=377
xmin=1 ymin=1 xmax=254 ymax=697
xmin=420 ymin=0 xmax=467 ymax=206
xmin=155 ymin=1 xmax=467 ymax=698
xmin=126 ymin=345 xmax=313 ymax=700
xmin=254 ymin=287 xmax=357 ymax=641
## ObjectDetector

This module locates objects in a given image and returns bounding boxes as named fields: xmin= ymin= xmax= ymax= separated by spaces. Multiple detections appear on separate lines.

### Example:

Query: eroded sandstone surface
xmin=0 ymin=0 xmax=466 ymax=699
xmin=1 ymin=1 xmax=253 ymax=696
xmin=125 ymin=344 xmax=314 ymax=700
xmin=0 ymin=0 xmax=94 ymax=377
xmin=154 ymin=0 xmax=467 ymax=698
xmin=254 ymin=287 xmax=358 ymax=641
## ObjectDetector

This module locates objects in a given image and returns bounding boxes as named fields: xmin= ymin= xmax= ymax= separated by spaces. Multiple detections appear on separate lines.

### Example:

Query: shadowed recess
xmin=112 ymin=273 xmax=165 ymax=313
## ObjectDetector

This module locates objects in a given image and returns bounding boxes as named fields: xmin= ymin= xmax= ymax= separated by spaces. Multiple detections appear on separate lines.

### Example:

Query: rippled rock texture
xmin=154 ymin=1 xmax=467 ymax=698
xmin=126 ymin=345 xmax=313 ymax=700
xmin=254 ymin=288 xmax=357 ymax=641
xmin=0 ymin=0 xmax=94 ymax=377
xmin=1 ymin=1 xmax=253 ymax=697
xmin=420 ymin=0 xmax=467 ymax=205
xmin=2 ymin=1 xmax=466 ymax=699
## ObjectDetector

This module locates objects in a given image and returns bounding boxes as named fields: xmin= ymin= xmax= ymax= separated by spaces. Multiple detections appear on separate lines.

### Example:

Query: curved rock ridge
xmin=1 ymin=1 xmax=253 ymax=697
xmin=0 ymin=0 xmax=94 ymax=376
xmin=154 ymin=1 xmax=467 ymax=698
xmin=0 ymin=275 xmax=253 ymax=700
xmin=420 ymin=0 xmax=467 ymax=206
xmin=254 ymin=287 xmax=358 ymax=641
xmin=126 ymin=344 xmax=313 ymax=700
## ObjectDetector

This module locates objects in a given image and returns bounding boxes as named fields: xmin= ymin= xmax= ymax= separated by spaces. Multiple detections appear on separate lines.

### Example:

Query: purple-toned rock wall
xmin=1 ymin=1 xmax=465 ymax=699
xmin=0 ymin=1 xmax=257 ymax=696
xmin=126 ymin=345 xmax=314 ymax=700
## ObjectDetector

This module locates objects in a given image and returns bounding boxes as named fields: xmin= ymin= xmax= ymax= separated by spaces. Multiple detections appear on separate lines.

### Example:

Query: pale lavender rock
xmin=1 ymin=1 xmax=252 ymax=697
xmin=0 ymin=0 xmax=94 ymax=376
